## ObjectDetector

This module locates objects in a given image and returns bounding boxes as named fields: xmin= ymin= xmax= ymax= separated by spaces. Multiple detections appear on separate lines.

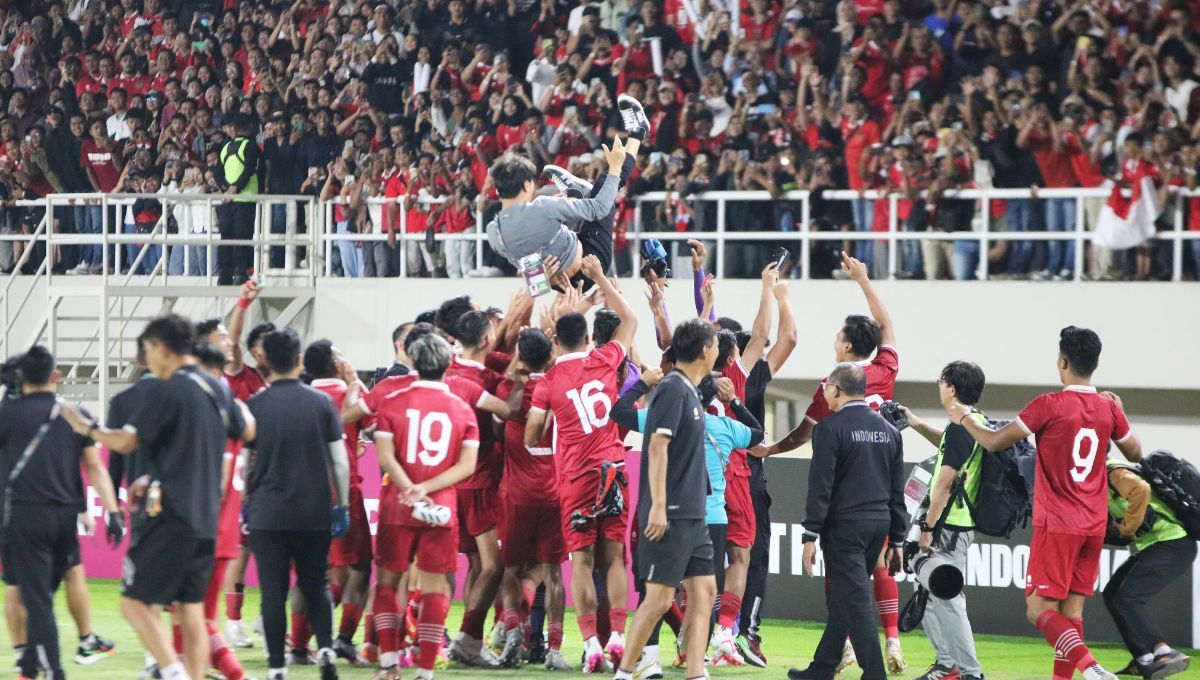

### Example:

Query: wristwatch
xmin=730 ymin=397 xmax=743 ymax=408
xmin=919 ymin=518 xmax=935 ymax=534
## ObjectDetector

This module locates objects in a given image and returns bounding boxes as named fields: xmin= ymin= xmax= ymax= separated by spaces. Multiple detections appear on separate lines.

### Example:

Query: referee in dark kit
xmin=616 ymin=318 xmax=719 ymax=680
xmin=789 ymin=363 xmax=906 ymax=680
xmin=64 ymin=314 xmax=254 ymax=680
xmin=0 ymin=346 xmax=123 ymax=680
xmin=244 ymin=327 xmax=350 ymax=680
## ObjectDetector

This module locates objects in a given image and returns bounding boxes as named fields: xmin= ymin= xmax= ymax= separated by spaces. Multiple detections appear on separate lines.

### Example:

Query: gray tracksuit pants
xmin=922 ymin=529 xmax=982 ymax=676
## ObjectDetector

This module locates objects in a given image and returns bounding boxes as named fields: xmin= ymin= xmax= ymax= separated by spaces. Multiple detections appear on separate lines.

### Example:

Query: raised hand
xmin=840 ymin=250 xmax=869 ymax=283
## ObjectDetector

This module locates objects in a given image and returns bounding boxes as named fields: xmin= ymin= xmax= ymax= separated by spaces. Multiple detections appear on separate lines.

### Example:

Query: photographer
xmin=902 ymin=361 xmax=987 ymax=680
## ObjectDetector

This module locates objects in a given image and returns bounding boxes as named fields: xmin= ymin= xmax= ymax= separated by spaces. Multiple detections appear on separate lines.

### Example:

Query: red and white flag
xmin=1094 ymin=159 xmax=1161 ymax=249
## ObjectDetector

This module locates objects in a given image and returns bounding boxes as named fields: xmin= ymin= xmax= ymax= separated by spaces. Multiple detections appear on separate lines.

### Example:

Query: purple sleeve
xmin=694 ymin=269 xmax=716 ymax=321
xmin=619 ymin=362 xmax=643 ymax=396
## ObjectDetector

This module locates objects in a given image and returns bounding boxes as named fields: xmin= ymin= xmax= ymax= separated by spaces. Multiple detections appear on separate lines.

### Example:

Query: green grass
xmin=9 ymin=579 xmax=1198 ymax=679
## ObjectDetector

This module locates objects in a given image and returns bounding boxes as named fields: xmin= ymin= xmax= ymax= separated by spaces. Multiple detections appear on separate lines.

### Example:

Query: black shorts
xmin=122 ymin=512 xmax=215 ymax=606
xmin=1 ymin=505 xmax=81 ymax=586
xmin=636 ymin=518 xmax=714 ymax=587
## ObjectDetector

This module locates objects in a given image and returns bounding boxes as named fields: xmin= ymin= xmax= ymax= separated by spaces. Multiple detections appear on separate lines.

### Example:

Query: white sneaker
xmin=885 ymin=637 xmax=907 ymax=674
xmin=67 ymin=262 xmax=90 ymax=275
xmin=253 ymin=616 xmax=264 ymax=636
xmin=634 ymin=657 xmax=664 ymax=679
xmin=544 ymin=648 xmax=570 ymax=671
xmin=708 ymin=627 xmax=744 ymax=666
xmin=226 ymin=620 xmax=254 ymax=648
xmin=605 ymin=632 xmax=625 ymax=668
xmin=835 ymin=640 xmax=857 ymax=675
xmin=498 ymin=627 xmax=523 ymax=667
xmin=583 ymin=636 xmax=607 ymax=673
xmin=447 ymin=633 xmax=500 ymax=668
xmin=617 ymin=94 xmax=650 ymax=141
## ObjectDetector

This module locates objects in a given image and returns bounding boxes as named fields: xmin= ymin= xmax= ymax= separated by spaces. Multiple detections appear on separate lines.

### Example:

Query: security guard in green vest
xmin=1103 ymin=462 xmax=1193 ymax=679
xmin=218 ymin=113 xmax=263 ymax=285
xmin=904 ymin=361 xmax=986 ymax=680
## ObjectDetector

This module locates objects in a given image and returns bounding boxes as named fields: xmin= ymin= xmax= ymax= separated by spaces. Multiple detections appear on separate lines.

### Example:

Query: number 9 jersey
xmin=374 ymin=380 xmax=481 ymax=528
xmin=1016 ymin=385 xmax=1133 ymax=537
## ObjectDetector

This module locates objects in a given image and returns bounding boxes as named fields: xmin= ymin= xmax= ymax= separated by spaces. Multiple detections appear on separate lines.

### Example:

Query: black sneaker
xmin=1147 ymin=651 xmax=1190 ymax=679
xmin=617 ymin=94 xmax=650 ymax=141
xmin=74 ymin=633 xmax=115 ymax=665
xmin=525 ymin=638 xmax=547 ymax=664
xmin=317 ymin=647 xmax=339 ymax=680
xmin=543 ymin=164 xmax=593 ymax=199
xmin=288 ymin=647 xmax=314 ymax=666
xmin=912 ymin=664 xmax=960 ymax=680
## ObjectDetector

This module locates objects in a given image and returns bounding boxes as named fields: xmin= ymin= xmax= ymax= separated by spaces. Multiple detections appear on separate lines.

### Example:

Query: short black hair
xmin=715 ymin=328 xmax=738 ymax=370
xmin=940 ymin=360 xmax=985 ymax=406
xmin=304 ymin=339 xmax=338 ymax=379
xmin=456 ymin=310 xmax=492 ymax=349
xmin=17 ymin=345 xmax=55 ymax=386
xmin=262 ymin=327 xmax=302 ymax=375
xmin=828 ymin=362 xmax=867 ymax=396
xmin=555 ymin=312 xmax=589 ymax=351
xmin=1059 ymin=325 xmax=1102 ymax=378
xmin=415 ymin=309 xmax=437 ymax=325
xmin=517 ymin=328 xmax=552 ymax=371
xmin=435 ymin=295 xmax=473 ymax=338
xmin=247 ymin=322 xmax=276 ymax=351
xmin=672 ymin=318 xmax=716 ymax=363
xmin=593 ymin=308 xmax=621 ymax=346
xmin=392 ymin=322 xmax=413 ymax=349
xmin=841 ymin=314 xmax=881 ymax=358
xmin=195 ymin=343 xmax=228 ymax=372
xmin=491 ymin=153 xmax=538 ymax=198
xmin=699 ymin=374 xmax=718 ymax=405
xmin=195 ymin=317 xmax=223 ymax=339
xmin=140 ymin=314 xmax=196 ymax=356
xmin=403 ymin=322 xmax=439 ymax=355
xmin=715 ymin=317 xmax=743 ymax=333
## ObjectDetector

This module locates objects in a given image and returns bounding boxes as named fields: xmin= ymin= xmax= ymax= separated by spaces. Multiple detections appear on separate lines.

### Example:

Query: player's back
xmin=498 ymin=374 xmax=558 ymax=503
xmin=534 ymin=342 xmax=626 ymax=482
xmin=375 ymin=381 xmax=480 ymax=523
xmin=1016 ymin=386 xmax=1132 ymax=536
xmin=312 ymin=378 xmax=365 ymax=473
xmin=445 ymin=357 xmax=502 ymax=489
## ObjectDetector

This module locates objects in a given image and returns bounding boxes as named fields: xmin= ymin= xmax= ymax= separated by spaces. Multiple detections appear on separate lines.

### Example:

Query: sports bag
xmin=1135 ymin=450 xmax=1200 ymax=541
xmin=958 ymin=419 xmax=1036 ymax=538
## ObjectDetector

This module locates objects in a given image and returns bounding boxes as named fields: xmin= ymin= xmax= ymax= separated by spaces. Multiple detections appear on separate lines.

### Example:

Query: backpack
xmin=957 ymin=419 xmax=1037 ymax=538
xmin=1134 ymin=450 xmax=1200 ymax=541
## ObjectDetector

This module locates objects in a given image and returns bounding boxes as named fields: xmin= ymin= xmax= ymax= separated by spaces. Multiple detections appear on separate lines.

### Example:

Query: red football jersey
xmin=374 ymin=381 xmax=481 ymax=527
xmin=226 ymin=365 xmax=268 ymax=401
xmin=804 ymin=345 xmax=899 ymax=423
xmin=215 ymin=440 xmax=245 ymax=559
xmin=497 ymin=375 xmax=557 ymax=504
xmin=718 ymin=360 xmax=752 ymax=478
xmin=531 ymin=342 xmax=627 ymax=483
xmin=444 ymin=356 xmax=503 ymax=490
xmin=363 ymin=373 xmax=485 ymax=420
xmin=1016 ymin=385 xmax=1132 ymax=536
xmin=311 ymin=379 xmax=367 ymax=478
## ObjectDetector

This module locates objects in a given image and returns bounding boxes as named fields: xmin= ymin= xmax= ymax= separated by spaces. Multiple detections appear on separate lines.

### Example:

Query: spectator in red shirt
xmin=839 ymin=94 xmax=882 ymax=271
xmin=1018 ymin=102 xmax=1079 ymax=280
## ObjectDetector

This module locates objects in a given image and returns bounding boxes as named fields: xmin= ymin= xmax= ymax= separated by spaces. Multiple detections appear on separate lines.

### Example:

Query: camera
xmin=0 ymin=357 xmax=21 ymax=400
xmin=879 ymin=400 xmax=909 ymax=430
xmin=639 ymin=238 xmax=672 ymax=279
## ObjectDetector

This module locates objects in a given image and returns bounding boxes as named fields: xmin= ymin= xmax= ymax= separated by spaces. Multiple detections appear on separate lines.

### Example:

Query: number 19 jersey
xmin=1016 ymin=385 xmax=1133 ymax=536
xmin=530 ymin=342 xmax=626 ymax=482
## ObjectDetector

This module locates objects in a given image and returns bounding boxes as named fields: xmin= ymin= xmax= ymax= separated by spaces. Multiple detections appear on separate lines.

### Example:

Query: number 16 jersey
xmin=1016 ymin=385 xmax=1133 ymax=537
xmin=530 ymin=342 xmax=627 ymax=483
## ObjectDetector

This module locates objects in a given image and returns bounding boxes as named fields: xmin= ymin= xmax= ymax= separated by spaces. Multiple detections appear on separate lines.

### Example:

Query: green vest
xmin=220 ymin=137 xmax=258 ymax=197
xmin=933 ymin=411 xmax=986 ymax=530
xmin=1106 ymin=460 xmax=1188 ymax=552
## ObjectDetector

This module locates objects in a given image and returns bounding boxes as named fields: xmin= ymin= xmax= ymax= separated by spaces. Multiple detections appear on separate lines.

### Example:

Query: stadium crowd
xmin=1 ymin=0 xmax=1200 ymax=280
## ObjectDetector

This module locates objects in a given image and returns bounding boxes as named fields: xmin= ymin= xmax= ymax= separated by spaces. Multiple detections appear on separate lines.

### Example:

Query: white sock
xmin=267 ymin=668 xmax=287 ymax=680
xmin=159 ymin=662 xmax=191 ymax=680
xmin=415 ymin=669 xmax=435 ymax=680
xmin=642 ymin=645 xmax=659 ymax=664
xmin=585 ymin=636 xmax=601 ymax=652
xmin=1137 ymin=653 xmax=1155 ymax=664
xmin=1082 ymin=664 xmax=1108 ymax=680
xmin=379 ymin=651 xmax=398 ymax=668
xmin=613 ymin=669 xmax=634 ymax=680
xmin=316 ymin=647 xmax=335 ymax=664
xmin=1154 ymin=644 xmax=1174 ymax=657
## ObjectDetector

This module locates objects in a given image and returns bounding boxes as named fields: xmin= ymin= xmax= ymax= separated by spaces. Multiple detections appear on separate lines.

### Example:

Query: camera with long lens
xmin=639 ymin=238 xmax=672 ymax=279
xmin=903 ymin=521 xmax=964 ymax=600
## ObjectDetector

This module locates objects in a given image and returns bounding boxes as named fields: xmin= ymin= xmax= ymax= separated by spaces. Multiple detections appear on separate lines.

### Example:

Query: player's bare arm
xmin=228 ymin=280 xmax=260 ymax=374
xmin=583 ymin=254 xmax=637 ymax=350
xmin=945 ymin=401 xmax=1026 ymax=452
xmin=753 ymin=417 xmax=814 ymax=457
xmin=741 ymin=263 xmax=778 ymax=367
xmin=63 ymin=402 xmax=137 ymax=453
xmin=843 ymin=251 xmax=895 ymax=348
xmin=902 ymin=404 xmax=945 ymax=447
xmin=1105 ymin=390 xmax=1144 ymax=462
xmin=766 ymin=277 xmax=798 ymax=374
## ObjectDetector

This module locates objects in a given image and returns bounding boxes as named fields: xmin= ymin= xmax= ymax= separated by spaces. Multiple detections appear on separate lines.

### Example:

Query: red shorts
xmin=203 ymin=557 xmax=231 ymax=621
xmin=724 ymin=473 xmax=755 ymax=549
xmin=330 ymin=485 xmax=374 ymax=568
xmin=500 ymin=499 xmax=565 ymax=567
xmin=457 ymin=488 xmax=499 ymax=553
xmin=559 ymin=476 xmax=628 ymax=555
xmin=376 ymin=523 xmax=458 ymax=575
xmin=1025 ymin=529 xmax=1104 ymax=599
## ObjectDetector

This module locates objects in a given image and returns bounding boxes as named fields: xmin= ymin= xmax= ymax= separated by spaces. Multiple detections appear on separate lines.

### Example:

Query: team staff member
xmin=65 ymin=314 xmax=254 ymax=680
xmin=217 ymin=113 xmax=264 ymax=285
xmin=903 ymin=362 xmax=988 ymax=680
xmin=1103 ymin=462 xmax=1193 ymax=679
xmin=0 ymin=346 xmax=123 ymax=680
xmin=945 ymin=326 xmax=1140 ymax=680
xmin=789 ymin=363 xmax=906 ymax=680
xmin=615 ymin=318 xmax=719 ymax=680
xmin=244 ymin=328 xmax=350 ymax=680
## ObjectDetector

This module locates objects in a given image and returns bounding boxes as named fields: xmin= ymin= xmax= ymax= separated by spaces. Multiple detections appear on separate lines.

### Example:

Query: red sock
xmin=417 ymin=593 xmax=451 ymax=671
xmin=547 ymin=622 xmax=564 ymax=651
xmin=226 ymin=584 xmax=245 ymax=620
xmin=460 ymin=608 xmax=486 ymax=639
xmin=608 ymin=608 xmax=627 ymax=636
xmin=717 ymin=593 xmax=742 ymax=630
xmin=209 ymin=626 xmax=244 ymax=680
xmin=375 ymin=585 xmax=402 ymax=655
xmin=330 ymin=583 xmax=344 ymax=608
xmin=340 ymin=603 xmax=364 ymax=641
xmin=503 ymin=608 xmax=520 ymax=631
xmin=664 ymin=602 xmax=683 ymax=636
xmin=873 ymin=568 xmax=900 ymax=639
xmin=1037 ymin=611 xmax=1098 ymax=674
xmin=577 ymin=613 xmax=598 ymax=641
xmin=172 ymin=624 xmax=183 ymax=655
xmin=1051 ymin=617 xmax=1086 ymax=679
xmin=291 ymin=612 xmax=312 ymax=649
xmin=364 ymin=612 xmax=378 ymax=646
